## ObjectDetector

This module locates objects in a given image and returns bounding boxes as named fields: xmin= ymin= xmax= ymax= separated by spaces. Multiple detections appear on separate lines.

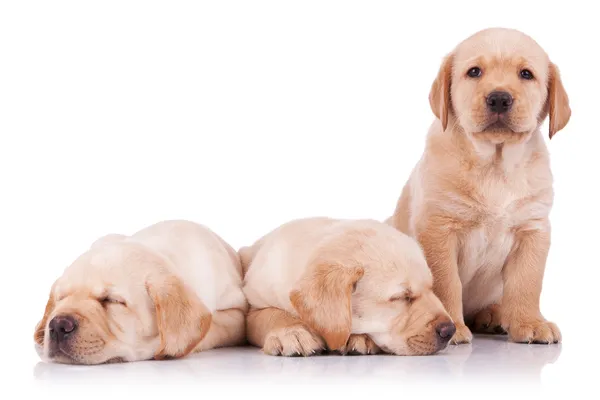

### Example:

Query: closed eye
xmin=99 ymin=297 xmax=127 ymax=307
xmin=389 ymin=294 xmax=413 ymax=304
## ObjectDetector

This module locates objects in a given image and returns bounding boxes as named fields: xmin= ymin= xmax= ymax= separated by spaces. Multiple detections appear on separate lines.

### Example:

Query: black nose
xmin=49 ymin=315 xmax=77 ymax=342
xmin=435 ymin=321 xmax=456 ymax=343
xmin=486 ymin=91 xmax=513 ymax=113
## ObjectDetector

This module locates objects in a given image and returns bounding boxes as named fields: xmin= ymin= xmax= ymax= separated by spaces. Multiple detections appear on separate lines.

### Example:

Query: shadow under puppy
xmin=241 ymin=217 xmax=455 ymax=356
xmin=389 ymin=28 xmax=570 ymax=344
xmin=34 ymin=220 xmax=247 ymax=364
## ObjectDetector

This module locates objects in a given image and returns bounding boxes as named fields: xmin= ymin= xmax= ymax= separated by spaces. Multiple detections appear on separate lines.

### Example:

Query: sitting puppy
xmin=34 ymin=220 xmax=247 ymax=364
xmin=241 ymin=217 xmax=455 ymax=356
xmin=389 ymin=28 xmax=570 ymax=344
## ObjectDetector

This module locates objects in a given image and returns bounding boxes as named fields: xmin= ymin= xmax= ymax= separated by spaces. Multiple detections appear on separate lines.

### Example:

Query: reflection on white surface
xmin=33 ymin=336 xmax=561 ymax=387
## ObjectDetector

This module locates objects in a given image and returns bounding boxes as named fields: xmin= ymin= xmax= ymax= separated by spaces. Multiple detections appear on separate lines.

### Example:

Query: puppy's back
xmin=130 ymin=220 xmax=246 ymax=312
xmin=241 ymin=217 xmax=337 ymax=309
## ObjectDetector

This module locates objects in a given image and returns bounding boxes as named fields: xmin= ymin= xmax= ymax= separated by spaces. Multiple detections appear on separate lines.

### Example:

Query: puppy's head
xmin=34 ymin=240 xmax=211 ymax=364
xmin=290 ymin=224 xmax=453 ymax=355
xmin=430 ymin=28 xmax=570 ymax=142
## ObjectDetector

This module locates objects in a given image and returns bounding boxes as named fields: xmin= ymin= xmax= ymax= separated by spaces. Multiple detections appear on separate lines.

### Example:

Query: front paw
xmin=508 ymin=318 xmax=561 ymax=344
xmin=450 ymin=323 xmax=473 ymax=345
xmin=340 ymin=334 xmax=381 ymax=355
xmin=263 ymin=325 xmax=325 ymax=356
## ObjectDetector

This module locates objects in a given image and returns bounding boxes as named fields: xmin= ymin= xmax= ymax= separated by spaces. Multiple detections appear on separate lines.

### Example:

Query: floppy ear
xmin=290 ymin=263 xmax=364 ymax=351
xmin=548 ymin=63 xmax=571 ymax=139
xmin=146 ymin=273 xmax=212 ymax=360
xmin=34 ymin=291 xmax=56 ymax=346
xmin=429 ymin=53 xmax=454 ymax=131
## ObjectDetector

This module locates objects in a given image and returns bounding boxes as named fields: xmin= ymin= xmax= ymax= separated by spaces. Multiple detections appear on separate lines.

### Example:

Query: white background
xmin=1 ymin=0 xmax=598 ymax=398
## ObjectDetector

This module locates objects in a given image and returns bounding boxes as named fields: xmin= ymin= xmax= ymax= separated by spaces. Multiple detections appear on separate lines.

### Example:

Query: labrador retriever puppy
xmin=34 ymin=220 xmax=247 ymax=364
xmin=241 ymin=217 xmax=455 ymax=356
xmin=389 ymin=28 xmax=570 ymax=345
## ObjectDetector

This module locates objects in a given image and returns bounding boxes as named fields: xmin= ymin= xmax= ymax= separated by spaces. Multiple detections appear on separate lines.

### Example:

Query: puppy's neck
xmin=471 ymin=137 xmax=529 ymax=170
xmin=448 ymin=123 xmax=540 ymax=174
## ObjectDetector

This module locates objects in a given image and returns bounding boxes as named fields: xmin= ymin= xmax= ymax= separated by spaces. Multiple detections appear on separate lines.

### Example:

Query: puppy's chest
xmin=451 ymin=174 xmax=548 ymax=280
xmin=458 ymin=220 xmax=514 ymax=283
xmin=451 ymin=168 xmax=549 ymax=230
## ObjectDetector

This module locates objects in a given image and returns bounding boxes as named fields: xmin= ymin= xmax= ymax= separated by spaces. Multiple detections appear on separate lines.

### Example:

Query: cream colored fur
xmin=34 ymin=220 xmax=247 ymax=364
xmin=242 ymin=217 xmax=453 ymax=356
xmin=390 ymin=28 xmax=570 ymax=345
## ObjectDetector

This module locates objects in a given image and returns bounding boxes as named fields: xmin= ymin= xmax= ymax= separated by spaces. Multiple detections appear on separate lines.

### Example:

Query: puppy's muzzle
xmin=486 ymin=91 xmax=513 ymax=114
xmin=49 ymin=315 xmax=78 ymax=343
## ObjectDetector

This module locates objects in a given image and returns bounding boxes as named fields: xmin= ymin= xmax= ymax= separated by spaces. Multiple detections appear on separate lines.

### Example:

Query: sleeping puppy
xmin=34 ymin=220 xmax=247 ymax=364
xmin=241 ymin=217 xmax=455 ymax=356
xmin=389 ymin=28 xmax=570 ymax=344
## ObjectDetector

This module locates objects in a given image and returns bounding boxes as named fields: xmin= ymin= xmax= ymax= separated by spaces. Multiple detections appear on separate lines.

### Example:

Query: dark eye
xmin=100 ymin=297 xmax=126 ymax=307
xmin=520 ymin=69 xmax=534 ymax=80
xmin=467 ymin=67 xmax=482 ymax=78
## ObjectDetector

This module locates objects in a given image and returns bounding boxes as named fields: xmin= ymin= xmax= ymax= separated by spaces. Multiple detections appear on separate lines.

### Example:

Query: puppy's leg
xmin=195 ymin=308 xmax=247 ymax=352
xmin=341 ymin=334 xmax=381 ymax=355
xmin=502 ymin=227 xmax=561 ymax=344
xmin=418 ymin=228 xmax=472 ymax=344
xmin=468 ymin=304 xmax=506 ymax=334
xmin=247 ymin=307 xmax=324 ymax=356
